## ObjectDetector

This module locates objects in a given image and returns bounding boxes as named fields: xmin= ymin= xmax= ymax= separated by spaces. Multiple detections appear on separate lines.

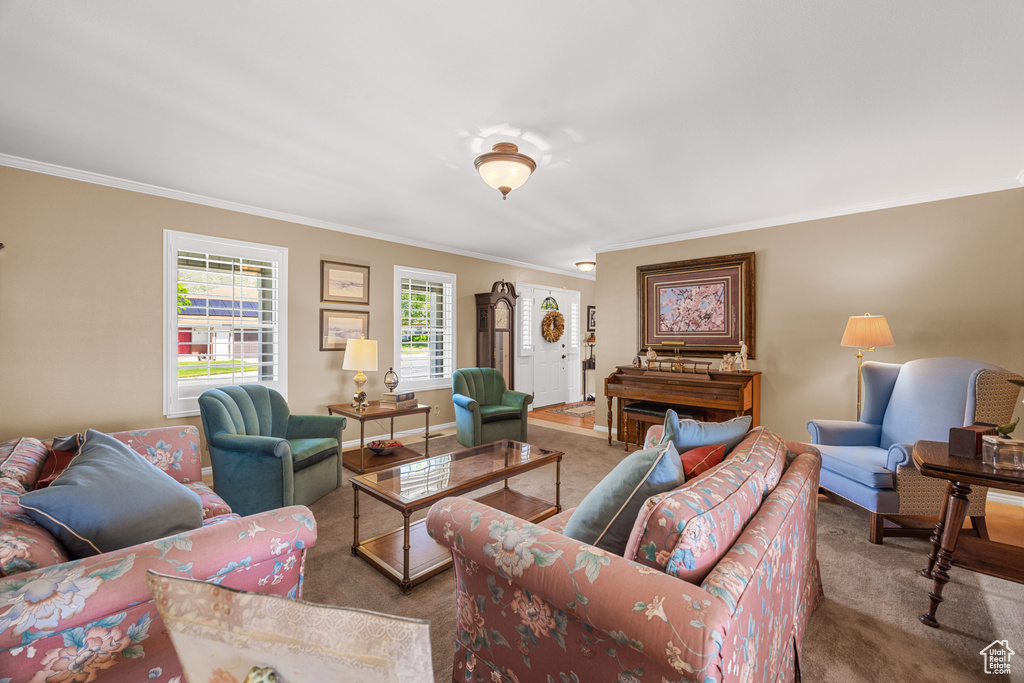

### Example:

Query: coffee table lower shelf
xmin=353 ymin=488 xmax=558 ymax=593
xmin=341 ymin=445 xmax=425 ymax=475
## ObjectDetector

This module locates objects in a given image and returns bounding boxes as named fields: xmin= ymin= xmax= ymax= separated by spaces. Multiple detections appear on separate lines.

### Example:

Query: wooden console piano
xmin=604 ymin=365 xmax=761 ymax=445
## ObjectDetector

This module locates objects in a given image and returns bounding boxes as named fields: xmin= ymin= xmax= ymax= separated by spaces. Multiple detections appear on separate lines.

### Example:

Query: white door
xmin=533 ymin=288 xmax=572 ymax=408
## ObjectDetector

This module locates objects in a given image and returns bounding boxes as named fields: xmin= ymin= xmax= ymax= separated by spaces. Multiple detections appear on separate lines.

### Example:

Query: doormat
xmin=545 ymin=402 xmax=596 ymax=419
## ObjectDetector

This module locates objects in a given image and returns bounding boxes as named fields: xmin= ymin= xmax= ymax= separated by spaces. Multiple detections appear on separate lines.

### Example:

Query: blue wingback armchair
xmin=452 ymin=368 xmax=533 ymax=447
xmin=199 ymin=384 xmax=347 ymax=516
xmin=807 ymin=358 xmax=1021 ymax=544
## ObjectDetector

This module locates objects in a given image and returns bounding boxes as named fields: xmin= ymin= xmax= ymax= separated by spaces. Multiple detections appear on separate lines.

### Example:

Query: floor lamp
xmin=840 ymin=313 xmax=895 ymax=420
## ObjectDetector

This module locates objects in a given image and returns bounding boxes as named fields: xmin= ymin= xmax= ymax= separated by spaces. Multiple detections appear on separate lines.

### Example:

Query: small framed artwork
xmin=321 ymin=261 xmax=370 ymax=305
xmin=587 ymin=305 xmax=596 ymax=332
xmin=637 ymin=252 xmax=756 ymax=358
xmin=320 ymin=309 xmax=369 ymax=351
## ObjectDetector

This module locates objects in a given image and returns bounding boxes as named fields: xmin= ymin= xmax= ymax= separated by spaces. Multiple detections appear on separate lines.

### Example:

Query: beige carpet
xmin=304 ymin=426 xmax=1024 ymax=683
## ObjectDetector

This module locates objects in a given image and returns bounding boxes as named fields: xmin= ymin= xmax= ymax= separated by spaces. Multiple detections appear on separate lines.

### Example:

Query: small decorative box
xmin=981 ymin=435 xmax=1024 ymax=471
xmin=948 ymin=424 xmax=997 ymax=459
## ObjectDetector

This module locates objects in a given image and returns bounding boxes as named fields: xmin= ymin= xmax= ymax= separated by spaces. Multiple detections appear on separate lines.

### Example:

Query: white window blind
xmin=164 ymin=231 xmax=288 ymax=417
xmin=520 ymin=293 xmax=534 ymax=356
xmin=570 ymin=302 xmax=580 ymax=353
xmin=394 ymin=266 xmax=456 ymax=391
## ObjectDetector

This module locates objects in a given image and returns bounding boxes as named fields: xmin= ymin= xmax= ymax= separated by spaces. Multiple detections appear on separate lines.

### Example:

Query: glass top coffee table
xmin=351 ymin=439 xmax=563 ymax=593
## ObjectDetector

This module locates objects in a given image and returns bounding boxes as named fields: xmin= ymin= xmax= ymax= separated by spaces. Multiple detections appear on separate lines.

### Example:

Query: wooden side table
xmin=327 ymin=401 xmax=431 ymax=474
xmin=913 ymin=440 xmax=1024 ymax=628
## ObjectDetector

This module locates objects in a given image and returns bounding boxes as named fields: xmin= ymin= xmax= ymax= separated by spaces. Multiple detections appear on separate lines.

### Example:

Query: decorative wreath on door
xmin=540 ymin=311 xmax=565 ymax=343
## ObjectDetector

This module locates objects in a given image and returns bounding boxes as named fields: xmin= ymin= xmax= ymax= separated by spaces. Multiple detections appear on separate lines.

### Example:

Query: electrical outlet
xmin=433 ymin=405 xmax=440 ymax=416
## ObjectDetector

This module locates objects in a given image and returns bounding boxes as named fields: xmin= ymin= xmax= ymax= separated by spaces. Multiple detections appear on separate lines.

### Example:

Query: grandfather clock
xmin=475 ymin=280 xmax=518 ymax=389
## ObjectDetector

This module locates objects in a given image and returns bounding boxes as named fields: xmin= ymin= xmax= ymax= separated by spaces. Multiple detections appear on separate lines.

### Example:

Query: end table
xmin=327 ymin=400 xmax=431 ymax=475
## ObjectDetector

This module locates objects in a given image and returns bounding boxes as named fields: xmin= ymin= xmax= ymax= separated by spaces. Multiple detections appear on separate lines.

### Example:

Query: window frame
xmin=163 ymin=230 xmax=288 ymax=417
xmin=393 ymin=265 xmax=457 ymax=392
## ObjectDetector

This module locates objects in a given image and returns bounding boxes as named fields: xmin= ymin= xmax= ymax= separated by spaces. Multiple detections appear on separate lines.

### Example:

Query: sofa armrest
xmin=110 ymin=426 xmax=203 ymax=484
xmin=500 ymin=390 xmax=533 ymax=412
xmin=207 ymin=433 xmax=291 ymax=458
xmin=426 ymin=497 xmax=732 ymax=680
xmin=286 ymin=414 xmax=346 ymax=441
xmin=886 ymin=442 xmax=915 ymax=470
xmin=806 ymin=419 xmax=880 ymax=446
xmin=0 ymin=505 xmax=316 ymax=650
xmin=452 ymin=393 xmax=479 ymax=413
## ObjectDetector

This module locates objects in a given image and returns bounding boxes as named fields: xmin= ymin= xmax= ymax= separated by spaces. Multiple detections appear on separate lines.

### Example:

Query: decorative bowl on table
xmin=367 ymin=439 xmax=402 ymax=455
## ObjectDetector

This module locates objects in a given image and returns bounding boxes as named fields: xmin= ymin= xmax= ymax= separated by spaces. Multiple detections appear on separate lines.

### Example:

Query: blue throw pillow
xmin=563 ymin=441 xmax=684 ymax=555
xmin=20 ymin=429 xmax=203 ymax=558
xmin=662 ymin=411 xmax=752 ymax=454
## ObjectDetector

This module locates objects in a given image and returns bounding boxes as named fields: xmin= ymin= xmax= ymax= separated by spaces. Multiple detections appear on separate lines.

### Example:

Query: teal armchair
xmin=452 ymin=368 xmax=533 ymax=447
xmin=198 ymin=384 xmax=346 ymax=516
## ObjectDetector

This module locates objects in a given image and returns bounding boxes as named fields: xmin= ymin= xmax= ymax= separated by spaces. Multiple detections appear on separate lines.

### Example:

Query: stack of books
xmin=380 ymin=390 xmax=417 ymax=410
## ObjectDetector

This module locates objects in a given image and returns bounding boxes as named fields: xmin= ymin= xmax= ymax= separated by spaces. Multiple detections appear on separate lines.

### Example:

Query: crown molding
xmin=596 ymin=178 xmax=1024 ymax=254
xmin=0 ymin=153 xmax=592 ymax=280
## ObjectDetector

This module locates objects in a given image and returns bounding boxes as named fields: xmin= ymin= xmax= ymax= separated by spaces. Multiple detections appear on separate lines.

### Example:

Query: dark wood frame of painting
xmin=320 ymin=260 xmax=370 ymax=305
xmin=637 ymin=251 xmax=756 ymax=358
xmin=586 ymin=305 xmax=596 ymax=332
xmin=319 ymin=308 xmax=370 ymax=351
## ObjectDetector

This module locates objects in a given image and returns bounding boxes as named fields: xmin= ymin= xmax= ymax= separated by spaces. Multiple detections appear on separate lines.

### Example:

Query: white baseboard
xmin=592 ymin=425 xmax=617 ymax=436
xmin=987 ymin=491 xmax=1024 ymax=508
xmin=199 ymin=420 xmax=457 ymax=479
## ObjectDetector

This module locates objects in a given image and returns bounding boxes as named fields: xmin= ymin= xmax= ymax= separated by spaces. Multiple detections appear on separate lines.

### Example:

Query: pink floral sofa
xmin=0 ymin=426 xmax=317 ymax=683
xmin=426 ymin=427 xmax=823 ymax=683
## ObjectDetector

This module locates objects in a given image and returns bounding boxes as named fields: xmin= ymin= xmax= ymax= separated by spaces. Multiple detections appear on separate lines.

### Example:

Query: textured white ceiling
xmin=2 ymin=1 xmax=1024 ymax=275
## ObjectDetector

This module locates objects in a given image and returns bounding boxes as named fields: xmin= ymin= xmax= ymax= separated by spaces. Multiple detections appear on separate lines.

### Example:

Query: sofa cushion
xmin=563 ymin=441 xmax=684 ymax=554
xmin=681 ymin=444 xmax=727 ymax=478
xmin=289 ymin=438 xmax=339 ymax=471
xmin=0 ymin=438 xmax=51 ymax=491
xmin=725 ymin=426 xmax=788 ymax=493
xmin=479 ymin=405 xmax=522 ymax=423
xmin=625 ymin=458 xmax=766 ymax=583
xmin=0 ymin=494 xmax=69 ymax=576
xmin=816 ymin=443 xmax=894 ymax=489
xmin=19 ymin=429 xmax=204 ymax=558
xmin=661 ymin=411 xmax=752 ymax=453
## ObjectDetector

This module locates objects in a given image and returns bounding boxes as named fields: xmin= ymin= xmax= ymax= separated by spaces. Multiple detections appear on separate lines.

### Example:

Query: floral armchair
xmin=0 ymin=426 xmax=317 ymax=683
xmin=426 ymin=441 xmax=823 ymax=682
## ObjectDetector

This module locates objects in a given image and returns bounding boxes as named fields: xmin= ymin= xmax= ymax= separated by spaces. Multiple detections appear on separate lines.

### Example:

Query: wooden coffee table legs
xmin=920 ymin=481 xmax=971 ymax=628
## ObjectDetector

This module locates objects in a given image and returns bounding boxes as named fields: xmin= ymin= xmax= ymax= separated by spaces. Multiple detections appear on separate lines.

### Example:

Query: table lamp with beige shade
xmin=840 ymin=313 xmax=895 ymax=419
xmin=343 ymin=336 xmax=378 ymax=410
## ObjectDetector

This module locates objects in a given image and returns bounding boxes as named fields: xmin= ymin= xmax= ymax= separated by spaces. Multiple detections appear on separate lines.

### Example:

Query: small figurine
xmin=351 ymin=390 xmax=368 ymax=411
xmin=737 ymin=340 xmax=748 ymax=371
xmin=719 ymin=353 xmax=735 ymax=372
xmin=645 ymin=347 xmax=658 ymax=369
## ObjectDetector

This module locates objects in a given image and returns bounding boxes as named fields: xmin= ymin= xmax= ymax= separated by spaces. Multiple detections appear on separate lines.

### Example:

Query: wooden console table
xmin=327 ymin=401 xmax=430 ymax=474
xmin=913 ymin=440 xmax=1024 ymax=628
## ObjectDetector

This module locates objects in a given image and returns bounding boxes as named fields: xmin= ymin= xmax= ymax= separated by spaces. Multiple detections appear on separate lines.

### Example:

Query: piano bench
xmin=622 ymin=402 xmax=695 ymax=451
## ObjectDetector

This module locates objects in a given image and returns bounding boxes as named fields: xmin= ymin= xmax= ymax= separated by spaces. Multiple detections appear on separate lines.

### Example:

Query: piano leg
xmin=607 ymin=396 xmax=613 ymax=446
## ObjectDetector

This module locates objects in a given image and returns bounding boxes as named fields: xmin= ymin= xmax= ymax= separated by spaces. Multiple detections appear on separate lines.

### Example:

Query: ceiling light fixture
xmin=474 ymin=142 xmax=536 ymax=200
xmin=575 ymin=261 xmax=596 ymax=273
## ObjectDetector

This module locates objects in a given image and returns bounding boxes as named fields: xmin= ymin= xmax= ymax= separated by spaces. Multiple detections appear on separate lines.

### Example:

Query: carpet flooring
xmin=304 ymin=426 xmax=1024 ymax=682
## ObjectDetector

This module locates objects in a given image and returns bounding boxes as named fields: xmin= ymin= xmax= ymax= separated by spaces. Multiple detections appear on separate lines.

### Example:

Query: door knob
xmin=561 ymin=354 xmax=566 ymax=359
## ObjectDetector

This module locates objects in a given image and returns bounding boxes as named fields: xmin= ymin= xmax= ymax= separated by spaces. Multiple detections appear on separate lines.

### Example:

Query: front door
xmin=532 ymin=289 xmax=571 ymax=408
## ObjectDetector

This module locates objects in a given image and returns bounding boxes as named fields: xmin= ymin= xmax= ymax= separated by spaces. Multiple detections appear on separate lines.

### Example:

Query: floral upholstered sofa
xmin=0 ymin=426 xmax=317 ymax=683
xmin=426 ymin=427 xmax=823 ymax=683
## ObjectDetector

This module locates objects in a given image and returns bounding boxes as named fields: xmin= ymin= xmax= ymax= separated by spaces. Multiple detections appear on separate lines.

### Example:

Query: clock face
xmin=495 ymin=301 xmax=510 ymax=328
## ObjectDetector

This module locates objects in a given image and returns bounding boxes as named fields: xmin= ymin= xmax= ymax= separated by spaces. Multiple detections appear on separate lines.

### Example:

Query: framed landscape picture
xmin=320 ymin=309 xmax=369 ymax=351
xmin=321 ymin=260 xmax=370 ymax=305
xmin=637 ymin=252 xmax=755 ymax=358
xmin=587 ymin=305 xmax=596 ymax=332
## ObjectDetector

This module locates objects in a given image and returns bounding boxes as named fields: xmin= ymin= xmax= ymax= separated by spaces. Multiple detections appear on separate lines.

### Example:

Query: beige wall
xmin=595 ymin=188 xmax=1024 ymax=444
xmin=0 ymin=166 xmax=594 ymax=454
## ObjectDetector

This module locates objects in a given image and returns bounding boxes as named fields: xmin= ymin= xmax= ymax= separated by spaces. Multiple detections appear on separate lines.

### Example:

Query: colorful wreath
xmin=541 ymin=311 xmax=565 ymax=343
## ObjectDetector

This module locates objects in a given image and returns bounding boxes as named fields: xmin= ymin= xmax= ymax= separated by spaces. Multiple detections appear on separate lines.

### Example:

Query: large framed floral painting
xmin=637 ymin=252 xmax=755 ymax=358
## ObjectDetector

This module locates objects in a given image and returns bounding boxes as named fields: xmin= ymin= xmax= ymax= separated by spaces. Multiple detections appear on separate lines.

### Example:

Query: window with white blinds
xmin=394 ymin=266 xmax=456 ymax=391
xmin=164 ymin=230 xmax=288 ymax=417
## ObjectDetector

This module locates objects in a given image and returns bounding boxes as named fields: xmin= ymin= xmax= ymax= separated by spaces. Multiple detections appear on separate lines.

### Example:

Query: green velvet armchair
xmin=198 ymin=384 xmax=346 ymax=516
xmin=452 ymin=368 xmax=533 ymax=447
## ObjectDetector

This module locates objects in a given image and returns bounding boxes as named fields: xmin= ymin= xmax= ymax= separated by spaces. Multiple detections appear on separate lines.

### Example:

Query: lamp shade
xmin=342 ymin=338 xmax=378 ymax=371
xmin=475 ymin=142 xmax=536 ymax=199
xmin=840 ymin=314 xmax=894 ymax=348
xmin=575 ymin=261 xmax=596 ymax=272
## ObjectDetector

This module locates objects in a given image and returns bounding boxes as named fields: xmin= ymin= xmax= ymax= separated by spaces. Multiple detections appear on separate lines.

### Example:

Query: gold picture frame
xmin=321 ymin=261 xmax=370 ymax=305
xmin=320 ymin=309 xmax=369 ymax=351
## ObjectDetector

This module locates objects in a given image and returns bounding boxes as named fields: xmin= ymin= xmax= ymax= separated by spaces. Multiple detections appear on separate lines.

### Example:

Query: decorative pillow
xmin=19 ymin=429 xmax=203 ymax=558
xmin=725 ymin=426 xmax=787 ymax=494
xmin=624 ymin=460 xmax=766 ymax=583
xmin=0 ymin=495 xmax=69 ymax=576
xmin=563 ymin=441 xmax=684 ymax=555
xmin=0 ymin=437 xmax=51 ymax=491
xmin=661 ymin=411 xmax=752 ymax=454
xmin=680 ymin=444 xmax=727 ymax=478
xmin=35 ymin=434 xmax=84 ymax=489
